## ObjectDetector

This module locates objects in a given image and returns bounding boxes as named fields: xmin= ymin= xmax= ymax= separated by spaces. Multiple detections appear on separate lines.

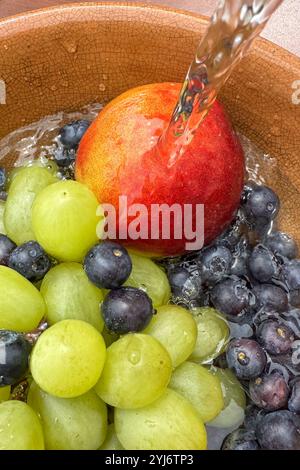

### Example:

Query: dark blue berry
xmin=0 ymin=168 xmax=6 ymax=191
xmin=282 ymin=259 xmax=300 ymax=291
xmin=0 ymin=234 xmax=17 ymax=266
xmin=230 ymin=236 xmax=251 ymax=277
xmin=54 ymin=147 xmax=76 ymax=168
xmin=288 ymin=379 xmax=300 ymax=414
xmin=253 ymin=283 xmax=288 ymax=312
xmin=84 ymin=241 xmax=132 ymax=290
xmin=242 ymin=183 xmax=280 ymax=225
xmin=244 ymin=404 xmax=267 ymax=432
xmin=248 ymin=244 xmax=279 ymax=282
xmin=289 ymin=289 xmax=300 ymax=307
xmin=256 ymin=410 xmax=300 ymax=450
xmin=257 ymin=320 xmax=295 ymax=355
xmin=59 ymin=120 xmax=90 ymax=149
xmin=210 ymin=277 xmax=254 ymax=318
xmin=249 ymin=372 xmax=289 ymax=411
xmin=215 ymin=219 xmax=242 ymax=251
xmin=8 ymin=241 xmax=52 ymax=282
xmin=221 ymin=429 xmax=259 ymax=450
xmin=199 ymin=245 xmax=232 ymax=284
xmin=226 ymin=338 xmax=266 ymax=380
xmin=0 ymin=330 xmax=32 ymax=386
xmin=101 ymin=286 xmax=154 ymax=334
xmin=264 ymin=231 xmax=298 ymax=260
xmin=167 ymin=266 xmax=190 ymax=297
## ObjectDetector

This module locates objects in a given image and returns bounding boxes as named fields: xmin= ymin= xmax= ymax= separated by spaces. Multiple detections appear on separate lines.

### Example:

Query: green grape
xmin=144 ymin=305 xmax=197 ymax=368
xmin=169 ymin=361 xmax=224 ymax=423
xmin=24 ymin=157 xmax=59 ymax=176
xmin=99 ymin=424 xmax=124 ymax=450
xmin=115 ymin=388 xmax=207 ymax=450
xmin=0 ymin=201 xmax=6 ymax=234
xmin=4 ymin=166 xmax=58 ymax=245
xmin=189 ymin=307 xmax=229 ymax=363
xmin=124 ymin=252 xmax=170 ymax=308
xmin=28 ymin=382 xmax=107 ymax=450
xmin=0 ymin=400 xmax=44 ymax=450
xmin=208 ymin=367 xmax=246 ymax=428
xmin=0 ymin=386 xmax=10 ymax=402
xmin=32 ymin=180 xmax=103 ymax=262
xmin=0 ymin=266 xmax=46 ymax=331
xmin=41 ymin=263 xmax=104 ymax=332
xmin=95 ymin=334 xmax=172 ymax=409
xmin=30 ymin=319 xmax=106 ymax=398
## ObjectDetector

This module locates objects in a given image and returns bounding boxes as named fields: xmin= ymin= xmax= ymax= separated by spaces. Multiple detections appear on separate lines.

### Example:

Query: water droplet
xmin=128 ymin=350 xmax=141 ymax=365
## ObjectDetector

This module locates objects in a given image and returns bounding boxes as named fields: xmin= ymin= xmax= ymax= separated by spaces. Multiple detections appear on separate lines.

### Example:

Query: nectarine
xmin=76 ymin=83 xmax=244 ymax=256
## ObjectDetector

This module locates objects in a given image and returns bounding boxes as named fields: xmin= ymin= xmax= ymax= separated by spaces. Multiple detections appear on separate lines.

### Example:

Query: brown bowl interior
xmin=0 ymin=3 xmax=299 ymax=241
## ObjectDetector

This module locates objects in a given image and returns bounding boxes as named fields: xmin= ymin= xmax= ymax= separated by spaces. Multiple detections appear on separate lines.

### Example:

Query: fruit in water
xmin=264 ymin=231 xmax=298 ymax=260
xmin=0 ymin=266 xmax=46 ymax=331
xmin=0 ymin=168 xmax=6 ymax=191
xmin=0 ymin=400 xmax=44 ymax=450
xmin=101 ymin=286 xmax=154 ymax=334
xmin=32 ymin=180 xmax=102 ymax=262
xmin=124 ymin=252 xmax=170 ymax=307
xmin=0 ymin=201 xmax=6 ymax=234
xmin=115 ymin=388 xmax=207 ymax=450
xmin=84 ymin=241 xmax=132 ymax=289
xmin=8 ymin=241 xmax=52 ymax=282
xmin=288 ymin=379 xmax=300 ymax=414
xmin=0 ymin=386 xmax=10 ymax=402
xmin=167 ymin=266 xmax=202 ymax=303
xmin=198 ymin=245 xmax=233 ymax=285
xmin=226 ymin=338 xmax=266 ymax=380
xmin=0 ymin=330 xmax=31 ymax=386
xmin=94 ymin=333 xmax=172 ymax=409
xmin=189 ymin=307 xmax=229 ymax=363
xmin=76 ymin=83 xmax=244 ymax=256
xmin=210 ymin=277 xmax=253 ymax=319
xmin=54 ymin=147 xmax=76 ymax=168
xmin=249 ymin=373 xmax=289 ymax=411
xmin=59 ymin=120 xmax=90 ymax=150
xmin=208 ymin=367 xmax=246 ymax=428
xmin=256 ymin=320 xmax=295 ymax=355
xmin=221 ymin=428 xmax=259 ymax=450
xmin=248 ymin=244 xmax=279 ymax=283
xmin=144 ymin=304 xmax=197 ymax=368
xmin=4 ymin=166 xmax=57 ymax=245
xmin=28 ymin=382 xmax=107 ymax=450
xmin=167 ymin=266 xmax=190 ymax=297
xmin=253 ymin=283 xmax=288 ymax=312
xmin=0 ymin=234 xmax=16 ymax=266
xmin=282 ymin=259 xmax=300 ymax=291
xmin=256 ymin=410 xmax=300 ymax=450
xmin=40 ymin=262 xmax=104 ymax=331
xmin=169 ymin=361 xmax=224 ymax=423
xmin=241 ymin=183 xmax=280 ymax=226
xmin=99 ymin=424 xmax=124 ymax=450
xmin=30 ymin=319 xmax=106 ymax=398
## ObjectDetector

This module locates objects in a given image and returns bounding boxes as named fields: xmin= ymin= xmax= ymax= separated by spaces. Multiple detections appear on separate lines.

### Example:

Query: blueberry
xmin=244 ymin=404 xmax=267 ymax=432
xmin=199 ymin=245 xmax=232 ymax=284
xmin=215 ymin=219 xmax=242 ymax=251
xmin=54 ymin=147 xmax=76 ymax=168
xmin=221 ymin=428 xmax=259 ymax=450
xmin=282 ymin=259 xmax=300 ymax=291
xmin=0 ymin=168 xmax=6 ymax=191
xmin=289 ymin=289 xmax=300 ymax=308
xmin=226 ymin=338 xmax=266 ymax=380
xmin=256 ymin=410 xmax=300 ymax=450
xmin=249 ymin=372 xmax=289 ymax=411
xmin=256 ymin=320 xmax=295 ymax=355
xmin=210 ymin=277 xmax=254 ymax=319
xmin=248 ymin=244 xmax=279 ymax=282
xmin=101 ymin=286 xmax=154 ymax=334
xmin=59 ymin=120 xmax=90 ymax=149
xmin=253 ymin=284 xmax=288 ymax=313
xmin=241 ymin=183 xmax=280 ymax=225
xmin=8 ymin=241 xmax=52 ymax=282
xmin=230 ymin=236 xmax=251 ymax=277
xmin=0 ymin=234 xmax=17 ymax=266
xmin=264 ymin=231 xmax=298 ymax=260
xmin=288 ymin=379 xmax=300 ymax=414
xmin=0 ymin=330 xmax=32 ymax=386
xmin=167 ymin=266 xmax=190 ymax=297
xmin=84 ymin=241 xmax=132 ymax=290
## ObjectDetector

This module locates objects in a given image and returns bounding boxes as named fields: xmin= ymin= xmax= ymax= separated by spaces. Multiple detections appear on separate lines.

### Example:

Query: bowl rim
xmin=0 ymin=1 xmax=299 ymax=64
